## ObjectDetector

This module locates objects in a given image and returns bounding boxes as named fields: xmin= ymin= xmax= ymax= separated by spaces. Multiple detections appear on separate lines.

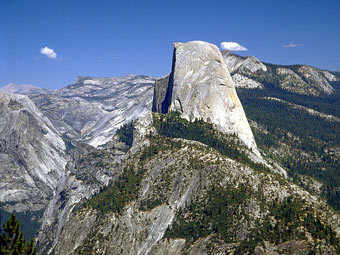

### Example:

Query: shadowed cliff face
xmin=151 ymin=76 xmax=170 ymax=113
xmin=153 ymin=41 xmax=258 ymax=151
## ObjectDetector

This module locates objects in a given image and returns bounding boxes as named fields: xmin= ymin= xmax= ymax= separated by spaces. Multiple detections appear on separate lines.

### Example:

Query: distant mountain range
xmin=0 ymin=83 xmax=52 ymax=95
xmin=222 ymin=50 xmax=338 ymax=96
xmin=1 ymin=75 xmax=155 ymax=147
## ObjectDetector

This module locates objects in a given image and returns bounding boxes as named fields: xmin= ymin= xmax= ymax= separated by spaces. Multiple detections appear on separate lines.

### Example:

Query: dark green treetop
xmin=0 ymin=213 xmax=37 ymax=255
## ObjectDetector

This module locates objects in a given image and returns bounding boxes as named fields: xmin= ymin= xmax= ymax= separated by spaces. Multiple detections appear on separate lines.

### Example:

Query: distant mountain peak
xmin=222 ymin=50 xmax=267 ymax=74
xmin=0 ymin=83 xmax=52 ymax=95
xmin=222 ymin=51 xmax=338 ymax=96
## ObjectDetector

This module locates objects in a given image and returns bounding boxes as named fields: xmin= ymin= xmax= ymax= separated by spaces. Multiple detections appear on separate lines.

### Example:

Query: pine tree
xmin=0 ymin=213 xmax=37 ymax=255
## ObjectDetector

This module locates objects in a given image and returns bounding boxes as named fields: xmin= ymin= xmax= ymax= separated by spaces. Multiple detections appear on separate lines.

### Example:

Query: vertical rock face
xmin=154 ymin=41 xmax=257 ymax=150
xmin=151 ymin=75 xmax=169 ymax=113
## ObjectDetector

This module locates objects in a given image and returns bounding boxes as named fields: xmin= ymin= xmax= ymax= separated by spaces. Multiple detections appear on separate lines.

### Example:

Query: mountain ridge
xmin=222 ymin=51 xmax=338 ymax=96
xmin=1 ymin=53 xmax=338 ymax=95
xmin=0 ymin=83 xmax=52 ymax=95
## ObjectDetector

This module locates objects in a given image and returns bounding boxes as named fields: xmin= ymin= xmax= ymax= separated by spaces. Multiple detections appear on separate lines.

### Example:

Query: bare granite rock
xmin=222 ymin=51 xmax=338 ymax=96
xmin=231 ymin=73 xmax=263 ymax=89
xmin=30 ymin=75 xmax=155 ymax=147
xmin=0 ymin=92 xmax=67 ymax=212
xmin=222 ymin=50 xmax=267 ymax=74
xmin=153 ymin=41 xmax=258 ymax=151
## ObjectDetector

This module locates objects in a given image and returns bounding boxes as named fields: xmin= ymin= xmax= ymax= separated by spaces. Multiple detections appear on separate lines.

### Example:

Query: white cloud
xmin=283 ymin=43 xmax=303 ymax=48
xmin=40 ymin=47 xmax=57 ymax=59
xmin=220 ymin=42 xmax=248 ymax=51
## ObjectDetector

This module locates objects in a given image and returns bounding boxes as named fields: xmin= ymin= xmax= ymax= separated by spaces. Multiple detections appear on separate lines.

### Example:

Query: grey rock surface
xmin=231 ymin=73 xmax=263 ymax=89
xmin=160 ymin=41 xmax=258 ymax=150
xmin=0 ymin=92 xmax=67 ymax=212
xmin=222 ymin=50 xmax=267 ymax=74
xmin=152 ymin=75 xmax=169 ymax=113
xmin=0 ymin=83 xmax=52 ymax=95
xmin=30 ymin=75 xmax=155 ymax=147
xmin=222 ymin=51 xmax=338 ymax=96
xmin=296 ymin=66 xmax=335 ymax=95
xmin=36 ymin=142 xmax=125 ymax=254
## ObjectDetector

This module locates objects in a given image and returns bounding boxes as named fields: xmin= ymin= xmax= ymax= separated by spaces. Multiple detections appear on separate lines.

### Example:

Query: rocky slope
xmin=222 ymin=51 xmax=338 ymax=96
xmin=0 ymin=75 xmax=155 ymax=241
xmin=45 ymin=111 xmax=340 ymax=255
xmin=36 ymin=139 xmax=127 ymax=254
xmin=226 ymin=54 xmax=340 ymax=215
xmin=36 ymin=112 xmax=155 ymax=254
xmin=223 ymin=51 xmax=267 ymax=74
xmin=0 ymin=92 xmax=67 ymax=212
xmin=5 ymin=75 xmax=155 ymax=147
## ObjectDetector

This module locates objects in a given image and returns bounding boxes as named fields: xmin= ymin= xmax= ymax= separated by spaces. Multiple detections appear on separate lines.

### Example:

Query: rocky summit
xmin=222 ymin=51 xmax=338 ymax=96
xmin=153 ymin=41 xmax=258 ymax=151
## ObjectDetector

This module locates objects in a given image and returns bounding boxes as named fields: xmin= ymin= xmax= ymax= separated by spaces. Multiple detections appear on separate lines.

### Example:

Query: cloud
xmin=220 ymin=42 xmax=248 ymax=51
xmin=40 ymin=47 xmax=57 ymax=59
xmin=282 ymin=43 xmax=303 ymax=48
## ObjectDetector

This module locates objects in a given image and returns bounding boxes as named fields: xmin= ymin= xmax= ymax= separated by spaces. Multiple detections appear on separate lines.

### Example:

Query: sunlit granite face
xmin=167 ymin=41 xmax=257 ymax=150
xmin=0 ymin=92 xmax=67 ymax=212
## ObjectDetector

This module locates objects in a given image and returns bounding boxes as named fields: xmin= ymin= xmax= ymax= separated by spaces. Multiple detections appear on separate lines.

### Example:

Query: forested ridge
xmin=237 ymin=76 xmax=340 ymax=211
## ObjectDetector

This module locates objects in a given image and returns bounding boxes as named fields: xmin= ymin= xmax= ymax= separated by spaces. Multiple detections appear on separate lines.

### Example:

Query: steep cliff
xmin=0 ymin=92 xmax=67 ymax=212
xmin=153 ymin=41 xmax=257 ymax=151
xmin=151 ymin=76 xmax=169 ymax=113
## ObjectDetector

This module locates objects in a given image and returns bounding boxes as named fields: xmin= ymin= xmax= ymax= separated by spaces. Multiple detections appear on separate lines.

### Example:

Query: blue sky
xmin=1 ymin=0 xmax=339 ymax=89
